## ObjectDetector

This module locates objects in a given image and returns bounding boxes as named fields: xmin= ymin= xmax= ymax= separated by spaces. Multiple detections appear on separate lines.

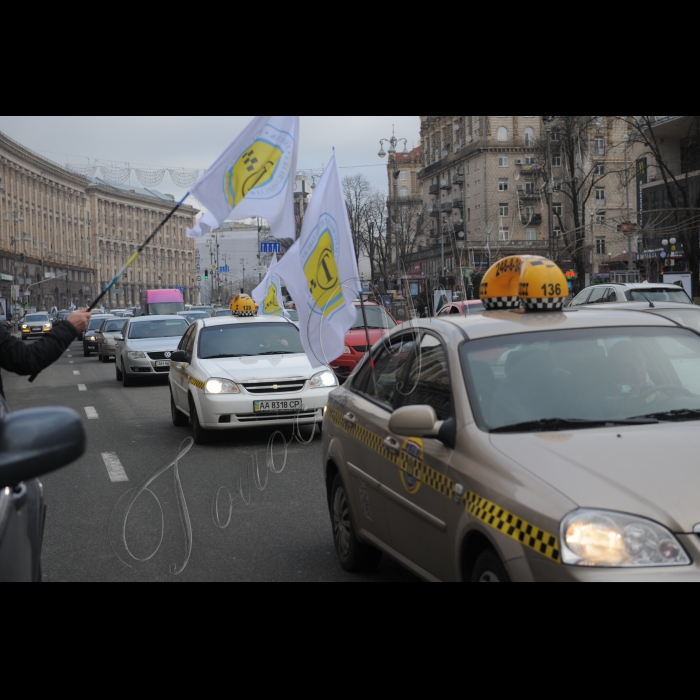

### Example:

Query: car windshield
xmin=350 ymin=306 xmax=396 ymax=330
xmin=191 ymin=308 xmax=212 ymax=316
xmin=628 ymin=288 xmax=691 ymax=303
xmin=215 ymin=310 xmax=233 ymax=317
xmin=25 ymin=314 xmax=48 ymax=323
xmin=103 ymin=320 xmax=127 ymax=333
xmin=128 ymin=319 xmax=189 ymax=340
xmin=461 ymin=326 xmax=700 ymax=433
xmin=148 ymin=302 xmax=185 ymax=315
xmin=181 ymin=313 xmax=208 ymax=322
xmin=198 ymin=322 xmax=305 ymax=359
xmin=88 ymin=317 xmax=109 ymax=331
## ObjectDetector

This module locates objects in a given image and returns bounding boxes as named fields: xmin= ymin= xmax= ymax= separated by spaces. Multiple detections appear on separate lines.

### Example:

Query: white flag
xmin=276 ymin=153 xmax=361 ymax=366
xmin=252 ymin=254 xmax=287 ymax=317
xmin=187 ymin=116 xmax=299 ymax=239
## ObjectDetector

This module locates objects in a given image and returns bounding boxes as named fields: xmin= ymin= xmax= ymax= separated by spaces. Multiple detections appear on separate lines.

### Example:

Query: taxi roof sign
xmin=480 ymin=256 xmax=568 ymax=311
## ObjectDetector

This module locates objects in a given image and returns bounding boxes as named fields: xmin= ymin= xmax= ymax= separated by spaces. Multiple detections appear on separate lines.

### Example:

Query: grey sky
xmin=0 ymin=116 xmax=420 ymax=205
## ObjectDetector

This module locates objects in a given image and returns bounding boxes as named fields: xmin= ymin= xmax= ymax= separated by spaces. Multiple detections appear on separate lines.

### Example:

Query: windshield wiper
xmin=203 ymin=354 xmax=255 ymax=359
xmin=632 ymin=409 xmax=700 ymax=422
xmin=258 ymin=351 xmax=297 ymax=356
xmin=351 ymin=326 xmax=388 ymax=330
xmin=491 ymin=417 xmax=659 ymax=434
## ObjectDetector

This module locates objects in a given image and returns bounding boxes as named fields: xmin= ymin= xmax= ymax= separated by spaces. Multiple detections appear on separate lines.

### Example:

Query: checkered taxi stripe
xmin=326 ymin=405 xmax=561 ymax=563
xmin=190 ymin=377 xmax=206 ymax=390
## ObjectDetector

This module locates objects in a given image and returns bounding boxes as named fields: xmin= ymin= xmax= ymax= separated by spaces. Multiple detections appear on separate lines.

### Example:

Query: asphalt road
xmin=5 ymin=336 xmax=417 ymax=582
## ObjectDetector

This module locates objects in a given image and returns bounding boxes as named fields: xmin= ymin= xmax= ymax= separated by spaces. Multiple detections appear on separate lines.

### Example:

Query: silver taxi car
xmin=169 ymin=316 xmax=337 ymax=445
xmin=323 ymin=308 xmax=700 ymax=582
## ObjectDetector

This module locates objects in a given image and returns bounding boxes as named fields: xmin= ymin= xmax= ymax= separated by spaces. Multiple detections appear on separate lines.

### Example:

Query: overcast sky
xmin=0 ymin=116 xmax=420 ymax=206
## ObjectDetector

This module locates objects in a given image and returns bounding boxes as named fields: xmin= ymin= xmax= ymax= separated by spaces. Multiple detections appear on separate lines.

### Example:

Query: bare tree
xmin=615 ymin=116 xmax=700 ymax=295
xmin=365 ymin=192 xmax=391 ymax=287
xmin=342 ymin=173 xmax=373 ymax=263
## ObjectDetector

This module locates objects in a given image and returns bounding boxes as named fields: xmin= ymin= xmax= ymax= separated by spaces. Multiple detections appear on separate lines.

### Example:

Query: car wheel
xmin=330 ymin=473 xmax=382 ymax=573
xmin=171 ymin=391 xmax=189 ymax=427
xmin=189 ymin=395 xmax=209 ymax=445
xmin=471 ymin=550 xmax=511 ymax=583
xmin=83 ymin=348 xmax=91 ymax=358
xmin=98 ymin=351 xmax=104 ymax=363
xmin=116 ymin=359 xmax=123 ymax=382
xmin=122 ymin=367 xmax=135 ymax=387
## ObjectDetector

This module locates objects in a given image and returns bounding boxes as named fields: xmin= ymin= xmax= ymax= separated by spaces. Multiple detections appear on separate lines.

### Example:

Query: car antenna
xmin=638 ymin=290 xmax=655 ymax=308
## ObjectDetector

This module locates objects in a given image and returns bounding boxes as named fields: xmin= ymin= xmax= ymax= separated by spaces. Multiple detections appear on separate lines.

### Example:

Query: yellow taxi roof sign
xmin=480 ymin=255 xmax=568 ymax=311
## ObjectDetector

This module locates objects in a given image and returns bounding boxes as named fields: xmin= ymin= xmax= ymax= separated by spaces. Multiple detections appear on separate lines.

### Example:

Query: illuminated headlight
xmin=21 ymin=324 xmax=28 ymax=330
xmin=127 ymin=351 xmax=147 ymax=359
xmin=561 ymin=510 xmax=690 ymax=568
xmin=205 ymin=378 xmax=240 ymax=395
xmin=343 ymin=346 xmax=352 ymax=355
xmin=88 ymin=336 xmax=96 ymax=341
xmin=310 ymin=370 xmax=338 ymax=389
xmin=43 ymin=323 xmax=51 ymax=329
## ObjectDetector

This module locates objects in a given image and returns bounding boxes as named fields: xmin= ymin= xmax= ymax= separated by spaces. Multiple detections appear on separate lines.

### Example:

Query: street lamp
xmin=661 ymin=238 xmax=677 ymax=279
xmin=378 ymin=126 xmax=410 ymax=285
xmin=541 ymin=116 xmax=556 ymax=261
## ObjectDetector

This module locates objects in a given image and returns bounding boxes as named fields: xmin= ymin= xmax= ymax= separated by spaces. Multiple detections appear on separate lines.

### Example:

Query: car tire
xmin=471 ymin=550 xmax=511 ymax=583
xmin=98 ymin=352 xmax=104 ymax=363
xmin=116 ymin=359 xmax=123 ymax=382
xmin=122 ymin=368 xmax=135 ymax=387
xmin=171 ymin=392 xmax=189 ymax=427
xmin=189 ymin=395 xmax=209 ymax=445
xmin=84 ymin=348 xmax=91 ymax=358
xmin=330 ymin=473 xmax=382 ymax=573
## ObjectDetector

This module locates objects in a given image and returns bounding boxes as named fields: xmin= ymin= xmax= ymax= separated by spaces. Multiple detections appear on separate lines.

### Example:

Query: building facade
xmin=0 ymin=129 xmax=198 ymax=314
xmin=414 ymin=116 xmax=640 ymax=293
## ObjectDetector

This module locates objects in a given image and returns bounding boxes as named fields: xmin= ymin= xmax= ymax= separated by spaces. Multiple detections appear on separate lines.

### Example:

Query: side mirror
xmin=0 ymin=408 xmax=86 ymax=488
xmin=114 ymin=335 xmax=124 ymax=342
xmin=171 ymin=350 xmax=190 ymax=364
xmin=389 ymin=405 xmax=440 ymax=437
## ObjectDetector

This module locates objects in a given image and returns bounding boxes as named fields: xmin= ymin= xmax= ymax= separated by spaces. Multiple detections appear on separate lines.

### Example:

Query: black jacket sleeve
xmin=0 ymin=322 xmax=78 ymax=377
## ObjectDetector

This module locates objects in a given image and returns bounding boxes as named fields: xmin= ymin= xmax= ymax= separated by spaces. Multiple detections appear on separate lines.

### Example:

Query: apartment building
xmin=415 ymin=116 xmax=639 ymax=290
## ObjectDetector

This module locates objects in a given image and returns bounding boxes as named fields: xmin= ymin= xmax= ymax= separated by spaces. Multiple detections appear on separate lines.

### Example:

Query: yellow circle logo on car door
xmin=399 ymin=438 xmax=424 ymax=495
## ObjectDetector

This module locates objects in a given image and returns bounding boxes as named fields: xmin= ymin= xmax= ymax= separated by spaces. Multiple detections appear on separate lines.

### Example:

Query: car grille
xmin=235 ymin=411 xmax=318 ymax=423
xmin=243 ymin=380 xmax=306 ymax=395
xmin=147 ymin=351 xmax=175 ymax=360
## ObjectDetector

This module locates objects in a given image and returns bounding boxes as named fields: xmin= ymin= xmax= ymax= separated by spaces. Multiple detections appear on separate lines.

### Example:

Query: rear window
xmin=628 ymin=288 xmax=692 ymax=304
xmin=88 ymin=317 xmax=109 ymax=330
xmin=351 ymin=306 xmax=396 ymax=330
xmin=25 ymin=314 xmax=48 ymax=323
xmin=128 ymin=319 xmax=189 ymax=339
xmin=103 ymin=320 xmax=127 ymax=333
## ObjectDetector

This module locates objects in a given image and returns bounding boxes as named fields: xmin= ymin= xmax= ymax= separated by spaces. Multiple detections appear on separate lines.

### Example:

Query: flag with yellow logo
xmin=276 ymin=154 xmax=361 ymax=365
xmin=187 ymin=115 xmax=298 ymax=239
xmin=252 ymin=254 xmax=287 ymax=317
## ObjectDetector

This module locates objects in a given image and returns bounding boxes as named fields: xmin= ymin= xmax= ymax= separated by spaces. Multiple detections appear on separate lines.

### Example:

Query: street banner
xmin=252 ymin=254 xmax=286 ymax=317
xmin=277 ymin=153 xmax=361 ymax=365
xmin=187 ymin=116 xmax=299 ymax=240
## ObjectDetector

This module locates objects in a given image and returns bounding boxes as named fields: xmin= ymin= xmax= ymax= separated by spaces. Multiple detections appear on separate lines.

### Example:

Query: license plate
xmin=31 ymin=327 xmax=40 ymax=332
xmin=254 ymin=400 xmax=302 ymax=413
xmin=155 ymin=361 xmax=171 ymax=368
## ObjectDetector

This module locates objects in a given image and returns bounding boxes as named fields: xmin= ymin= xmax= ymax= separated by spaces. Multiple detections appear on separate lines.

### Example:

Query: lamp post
xmin=378 ymin=126 xmax=410 ymax=285
xmin=4 ymin=211 xmax=28 ymax=332
xmin=623 ymin=133 xmax=633 ymax=274
xmin=661 ymin=237 xmax=677 ymax=280
xmin=541 ymin=116 xmax=556 ymax=261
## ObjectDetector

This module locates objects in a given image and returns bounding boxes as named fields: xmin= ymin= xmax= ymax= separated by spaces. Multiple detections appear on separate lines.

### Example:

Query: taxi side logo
xmin=399 ymin=438 xmax=424 ymax=495
xmin=223 ymin=124 xmax=295 ymax=209
xmin=302 ymin=213 xmax=346 ymax=318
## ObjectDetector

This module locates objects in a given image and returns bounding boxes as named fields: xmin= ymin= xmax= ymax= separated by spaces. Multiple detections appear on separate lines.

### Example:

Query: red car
xmin=330 ymin=302 xmax=398 ymax=381
xmin=436 ymin=300 xmax=485 ymax=316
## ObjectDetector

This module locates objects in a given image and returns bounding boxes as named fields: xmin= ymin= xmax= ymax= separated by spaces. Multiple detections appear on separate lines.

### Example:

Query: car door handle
xmin=343 ymin=412 xmax=356 ymax=426
xmin=384 ymin=437 xmax=400 ymax=455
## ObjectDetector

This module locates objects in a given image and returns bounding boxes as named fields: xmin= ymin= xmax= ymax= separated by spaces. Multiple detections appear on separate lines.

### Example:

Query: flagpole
xmin=358 ymin=289 xmax=375 ymax=371
xmin=28 ymin=191 xmax=190 ymax=384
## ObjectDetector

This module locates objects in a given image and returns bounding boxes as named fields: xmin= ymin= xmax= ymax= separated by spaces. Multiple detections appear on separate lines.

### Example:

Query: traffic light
xmin=204 ymin=269 xmax=209 ymax=280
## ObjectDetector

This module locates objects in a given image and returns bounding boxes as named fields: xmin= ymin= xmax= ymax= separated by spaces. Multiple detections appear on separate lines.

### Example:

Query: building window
xmin=526 ymin=228 xmax=536 ymax=241
xmin=498 ymin=154 xmax=509 ymax=168
xmin=400 ymin=187 xmax=409 ymax=198
xmin=497 ymin=127 xmax=508 ymax=142
xmin=596 ymin=237 xmax=606 ymax=255
xmin=553 ymin=202 xmax=563 ymax=216
xmin=524 ymin=127 xmax=535 ymax=147
xmin=499 ymin=228 xmax=510 ymax=241
xmin=400 ymin=171 xmax=408 ymax=181
xmin=498 ymin=178 xmax=509 ymax=192
xmin=595 ymin=163 xmax=605 ymax=176
xmin=499 ymin=203 xmax=509 ymax=217
xmin=595 ymin=138 xmax=606 ymax=156
xmin=595 ymin=188 xmax=606 ymax=206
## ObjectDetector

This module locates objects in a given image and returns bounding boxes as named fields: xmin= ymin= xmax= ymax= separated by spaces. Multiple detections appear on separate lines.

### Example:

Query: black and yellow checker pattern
xmin=190 ymin=377 xmax=206 ymax=391
xmin=326 ymin=404 xmax=561 ymax=564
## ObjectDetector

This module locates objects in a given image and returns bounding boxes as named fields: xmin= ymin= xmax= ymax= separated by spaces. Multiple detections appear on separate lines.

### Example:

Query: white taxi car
xmin=169 ymin=316 xmax=337 ymax=444
xmin=322 ymin=256 xmax=700 ymax=582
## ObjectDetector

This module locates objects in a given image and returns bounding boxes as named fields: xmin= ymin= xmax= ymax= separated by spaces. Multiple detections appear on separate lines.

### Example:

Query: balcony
xmin=453 ymin=175 xmax=465 ymax=185
xmin=452 ymin=199 xmax=464 ymax=209
xmin=518 ymin=190 xmax=540 ymax=201
xmin=429 ymin=208 xmax=440 ymax=218
xmin=440 ymin=181 xmax=452 ymax=191
xmin=429 ymin=184 xmax=440 ymax=196
xmin=440 ymin=202 xmax=453 ymax=213
xmin=521 ymin=214 xmax=543 ymax=226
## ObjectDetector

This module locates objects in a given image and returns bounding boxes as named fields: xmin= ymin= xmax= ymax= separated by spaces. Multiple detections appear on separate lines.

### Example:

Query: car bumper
xmin=330 ymin=355 xmax=362 ymax=379
xmin=21 ymin=328 xmax=51 ymax=338
xmin=194 ymin=388 xmax=331 ymax=430
xmin=123 ymin=357 xmax=173 ymax=376
xmin=84 ymin=341 xmax=99 ymax=352
xmin=100 ymin=345 xmax=116 ymax=357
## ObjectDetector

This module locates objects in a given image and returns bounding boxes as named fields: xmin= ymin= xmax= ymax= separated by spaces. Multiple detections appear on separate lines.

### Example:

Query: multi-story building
xmin=0 ymin=129 xmax=198 ymax=313
xmin=415 ymin=116 xmax=640 ymax=293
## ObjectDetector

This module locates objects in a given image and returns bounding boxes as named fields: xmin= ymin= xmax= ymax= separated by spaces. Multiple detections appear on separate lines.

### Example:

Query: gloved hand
xmin=67 ymin=308 xmax=91 ymax=334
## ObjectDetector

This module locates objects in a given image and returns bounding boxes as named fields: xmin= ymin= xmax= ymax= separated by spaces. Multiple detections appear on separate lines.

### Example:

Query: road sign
xmin=197 ymin=276 xmax=202 ymax=282
xmin=253 ymin=266 xmax=268 ymax=274
xmin=260 ymin=242 xmax=282 ymax=254
xmin=219 ymin=266 xmax=230 ymax=273
xmin=661 ymin=252 xmax=667 ymax=259
xmin=212 ymin=265 xmax=217 ymax=270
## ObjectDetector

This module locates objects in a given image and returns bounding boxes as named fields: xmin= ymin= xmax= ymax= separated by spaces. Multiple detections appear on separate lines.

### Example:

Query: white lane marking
xmin=102 ymin=453 xmax=128 ymax=483
xmin=69 ymin=361 xmax=74 ymax=364
xmin=85 ymin=407 xmax=99 ymax=420
xmin=73 ymin=370 xmax=80 ymax=375
xmin=78 ymin=384 xmax=87 ymax=392
xmin=67 ymin=354 xmax=72 ymax=357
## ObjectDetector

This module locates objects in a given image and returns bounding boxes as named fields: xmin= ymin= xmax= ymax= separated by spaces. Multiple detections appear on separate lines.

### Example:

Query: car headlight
xmin=343 ymin=345 xmax=352 ymax=355
xmin=43 ymin=323 xmax=51 ymax=329
xmin=205 ymin=378 xmax=240 ymax=395
xmin=310 ymin=370 xmax=338 ymax=389
xmin=561 ymin=510 xmax=691 ymax=568
xmin=127 ymin=351 xmax=147 ymax=359
xmin=88 ymin=336 xmax=97 ymax=341
xmin=21 ymin=324 xmax=27 ymax=330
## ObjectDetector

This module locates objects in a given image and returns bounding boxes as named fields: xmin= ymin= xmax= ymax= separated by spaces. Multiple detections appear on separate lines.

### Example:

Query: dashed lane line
xmin=85 ymin=407 xmax=99 ymax=420
xmin=73 ymin=370 xmax=80 ymax=375
xmin=78 ymin=384 xmax=87 ymax=392
xmin=102 ymin=453 xmax=128 ymax=483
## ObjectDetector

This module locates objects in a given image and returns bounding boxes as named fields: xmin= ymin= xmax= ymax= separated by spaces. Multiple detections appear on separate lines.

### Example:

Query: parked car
xmin=436 ymin=300 xmax=486 ymax=316
xmin=96 ymin=317 xmax=128 ymax=362
xmin=82 ymin=315 xmax=114 ymax=357
xmin=0 ymin=404 xmax=86 ymax=582
xmin=569 ymin=283 xmax=693 ymax=307
xmin=115 ymin=315 xmax=190 ymax=387
xmin=20 ymin=313 xmax=52 ymax=341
